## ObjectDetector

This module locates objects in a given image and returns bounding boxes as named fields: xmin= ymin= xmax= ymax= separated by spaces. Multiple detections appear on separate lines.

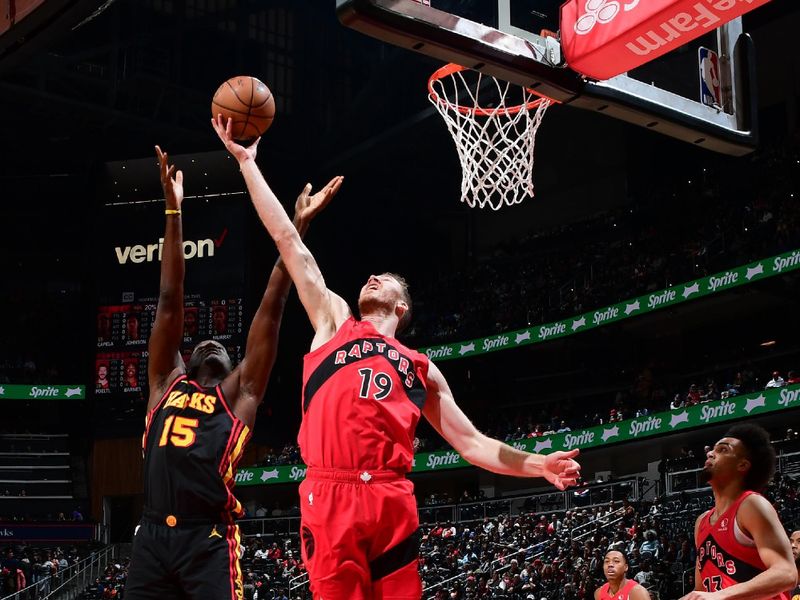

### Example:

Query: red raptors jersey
xmin=299 ymin=317 xmax=429 ymax=471
xmin=697 ymin=491 xmax=786 ymax=599
xmin=598 ymin=579 xmax=638 ymax=600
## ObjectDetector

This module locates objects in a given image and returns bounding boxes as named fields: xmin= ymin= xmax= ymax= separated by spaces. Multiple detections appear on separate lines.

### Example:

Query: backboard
xmin=336 ymin=0 xmax=758 ymax=155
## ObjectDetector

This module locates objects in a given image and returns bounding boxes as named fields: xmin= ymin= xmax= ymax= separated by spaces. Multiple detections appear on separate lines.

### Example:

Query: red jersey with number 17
xmin=299 ymin=317 xmax=429 ymax=471
xmin=697 ymin=490 xmax=788 ymax=600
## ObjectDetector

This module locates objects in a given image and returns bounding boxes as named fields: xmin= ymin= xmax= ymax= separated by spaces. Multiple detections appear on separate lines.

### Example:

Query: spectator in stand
xmin=787 ymin=371 xmax=800 ymax=385
xmin=766 ymin=371 xmax=786 ymax=388
xmin=633 ymin=559 xmax=655 ymax=590
xmin=670 ymin=394 xmax=683 ymax=410
xmin=686 ymin=384 xmax=701 ymax=406
xmin=639 ymin=530 xmax=662 ymax=560
xmin=701 ymin=381 xmax=719 ymax=402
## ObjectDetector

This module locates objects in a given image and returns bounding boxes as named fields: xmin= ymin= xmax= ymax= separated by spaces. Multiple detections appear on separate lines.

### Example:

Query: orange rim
xmin=428 ymin=63 xmax=556 ymax=117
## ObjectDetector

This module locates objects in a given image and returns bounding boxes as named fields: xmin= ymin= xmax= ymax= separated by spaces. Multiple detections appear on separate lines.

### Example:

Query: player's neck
xmin=607 ymin=577 xmax=627 ymax=594
xmin=711 ymin=479 xmax=746 ymax=517
xmin=361 ymin=313 xmax=398 ymax=338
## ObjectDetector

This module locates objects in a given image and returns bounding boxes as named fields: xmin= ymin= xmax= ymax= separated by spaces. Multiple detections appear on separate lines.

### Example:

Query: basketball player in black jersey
xmin=125 ymin=146 xmax=340 ymax=600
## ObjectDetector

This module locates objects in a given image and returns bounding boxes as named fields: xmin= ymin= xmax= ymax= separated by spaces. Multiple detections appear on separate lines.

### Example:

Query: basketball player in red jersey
xmin=125 ymin=147 xmax=338 ymax=600
xmin=212 ymin=115 xmax=581 ymax=600
xmin=595 ymin=551 xmax=651 ymax=600
xmin=789 ymin=530 xmax=800 ymax=600
xmin=680 ymin=424 xmax=796 ymax=600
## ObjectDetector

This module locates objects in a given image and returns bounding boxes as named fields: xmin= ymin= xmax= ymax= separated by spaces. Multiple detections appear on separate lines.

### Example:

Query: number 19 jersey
xmin=142 ymin=376 xmax=251 ymax=521
xmin=299 ymin=317 xmax=429 ymax=472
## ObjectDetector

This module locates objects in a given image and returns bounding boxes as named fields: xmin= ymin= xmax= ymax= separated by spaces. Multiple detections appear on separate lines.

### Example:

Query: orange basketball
xmin=211 ymin=76 xmax=275 ymax=141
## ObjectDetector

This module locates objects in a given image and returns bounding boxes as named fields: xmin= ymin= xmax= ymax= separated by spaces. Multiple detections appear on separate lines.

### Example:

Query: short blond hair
xmin=381 ymin=272 xmax=412 ymax=333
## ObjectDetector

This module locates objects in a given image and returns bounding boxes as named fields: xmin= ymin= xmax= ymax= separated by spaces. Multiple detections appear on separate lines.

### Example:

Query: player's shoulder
xmin=629 ymin=582 xmax=651 ymax=600
xmin=738 ymin=490 xmax=778 ymax=518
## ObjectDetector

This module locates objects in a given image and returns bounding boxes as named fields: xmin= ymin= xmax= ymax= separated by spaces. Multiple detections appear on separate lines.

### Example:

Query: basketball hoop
xmin=428 ymin=63 xmax=553 ymax=210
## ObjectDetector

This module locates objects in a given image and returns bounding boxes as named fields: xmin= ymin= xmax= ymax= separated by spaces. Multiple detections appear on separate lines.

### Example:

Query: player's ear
xmin=737 ymin=457 xmax=751 ymax=474
xmin=395 ymin=300 xmax=409 ymax=320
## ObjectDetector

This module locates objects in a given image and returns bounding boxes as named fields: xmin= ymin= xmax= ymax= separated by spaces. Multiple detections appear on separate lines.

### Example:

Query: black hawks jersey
xmin=142 ymin=375 xmax=250 ymax=521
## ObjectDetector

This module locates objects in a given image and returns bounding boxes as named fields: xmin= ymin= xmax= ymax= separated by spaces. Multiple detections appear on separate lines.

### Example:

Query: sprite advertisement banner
xmin=234 ymin=385 xmax=800 ymax=486
xmin=420 ymin=249 xmax=800 ymax=362
xmin=0 ymin=384 xmax=85 ymax=400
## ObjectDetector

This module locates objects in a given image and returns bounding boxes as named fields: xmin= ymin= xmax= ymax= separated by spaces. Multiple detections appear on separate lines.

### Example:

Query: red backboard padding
xmin=560 ymin=0 xmax=771 ymax=80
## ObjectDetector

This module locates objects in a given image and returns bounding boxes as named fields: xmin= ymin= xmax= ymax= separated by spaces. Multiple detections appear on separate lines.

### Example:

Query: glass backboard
xmin=336 ymin=0 xmax=758 ymax=155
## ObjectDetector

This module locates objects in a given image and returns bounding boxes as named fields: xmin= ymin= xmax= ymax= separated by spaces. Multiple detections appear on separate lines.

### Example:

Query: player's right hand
xmin=155 ymin=145 xmax=183 ymax=210
xmin=211 ymin=114 xmax=260 ymax=164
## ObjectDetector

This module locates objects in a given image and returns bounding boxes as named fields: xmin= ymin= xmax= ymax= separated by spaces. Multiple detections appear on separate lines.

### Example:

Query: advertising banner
xmin=0 ymin=384 xmax=85 ymax=400
xmin=0 ymin=523 xmax=95 ymax=542
xmin=234 ymin=385 xmax=800 ymax=486
xmin=421 ymin=249 xmax=800 ymax=362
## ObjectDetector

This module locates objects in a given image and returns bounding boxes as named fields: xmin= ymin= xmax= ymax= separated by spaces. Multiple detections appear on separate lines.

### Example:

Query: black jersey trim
xmin=369 ymin=528 xmax=420 ymax=580
xmin=697 ymin=532 xmax=763 ymax=582
xmin=302 ymin=337 xmax=427 ymax=413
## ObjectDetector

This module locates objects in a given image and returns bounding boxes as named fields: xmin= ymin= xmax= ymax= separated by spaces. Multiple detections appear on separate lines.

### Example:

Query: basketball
xmin=211 ymin=75 xmax=275 ymax=141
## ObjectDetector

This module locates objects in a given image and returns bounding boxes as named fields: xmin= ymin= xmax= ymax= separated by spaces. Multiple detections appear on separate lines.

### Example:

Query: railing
xmin=667 ymin=450 xmax=800 ymax=495
xmin=417 ymin=477 xmax=640 ymax=525
xmin=421 ymin=506 xmax=627 ymax=598
xmin=0 ymin=546 xmax=116 ymax=600
xmin=288 ymin=571 xmax=310 ymax=600
xmin=682 ymin=566 xmax=695 ymax=596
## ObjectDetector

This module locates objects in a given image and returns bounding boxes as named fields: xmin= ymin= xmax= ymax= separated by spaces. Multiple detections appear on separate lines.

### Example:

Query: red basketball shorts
xmin=298 ymin=468 xmax=422 ymax=600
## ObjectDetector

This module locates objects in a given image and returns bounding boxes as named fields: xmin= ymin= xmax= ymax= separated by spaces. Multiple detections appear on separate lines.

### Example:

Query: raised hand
xmin=155 ymin=145 xmax=184 ymax=210
xmin=211 ymin=114 xmax=260 ymax=164
xmin=294 ymin=176 xmax=344 ymax=228
xmin=542 ymin=449 xmax=581 ymax=490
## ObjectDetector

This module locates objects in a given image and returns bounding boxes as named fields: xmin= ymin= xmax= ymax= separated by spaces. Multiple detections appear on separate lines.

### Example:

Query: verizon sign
xmin=561 ymin=0 xmax=772 ymax=80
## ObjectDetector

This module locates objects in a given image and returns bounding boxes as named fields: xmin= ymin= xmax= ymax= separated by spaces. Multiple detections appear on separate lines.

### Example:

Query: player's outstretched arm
xmin=231 ymin=183 xmax=338 ymax=428
xmin=422 ymin=361 xmax=581 ymax=488
xmin=681 ymin=495 xmax=796 ymax=600
xmin=211 ymin=115 xmax=349 ymax=347
xmin=147 ymin=146 xmax=187 ymax=408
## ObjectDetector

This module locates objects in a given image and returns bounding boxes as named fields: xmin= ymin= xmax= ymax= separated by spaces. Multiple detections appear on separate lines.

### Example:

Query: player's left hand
xmin=542 ymin=448 xmax=581 ymax=490
xmin=294 ymin=176 xmax=344 ymax=226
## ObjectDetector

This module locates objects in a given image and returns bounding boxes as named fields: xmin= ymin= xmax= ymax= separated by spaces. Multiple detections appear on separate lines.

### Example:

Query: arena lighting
xmin=760 ymin=340 xmax=777 ymax=347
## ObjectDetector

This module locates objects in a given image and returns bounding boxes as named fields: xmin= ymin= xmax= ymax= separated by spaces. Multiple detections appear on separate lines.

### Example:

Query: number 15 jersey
xmin=142 ymin=376 xmax=251 ymax=521
xmin=299 ymin=317 xmax=430 ymax=472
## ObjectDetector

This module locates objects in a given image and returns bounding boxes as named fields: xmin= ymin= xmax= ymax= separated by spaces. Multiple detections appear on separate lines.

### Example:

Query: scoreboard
xmin=94 ymin=194 xmax=247 ymax=408
xmin=95 ymin=295 xmax=245 ymax=396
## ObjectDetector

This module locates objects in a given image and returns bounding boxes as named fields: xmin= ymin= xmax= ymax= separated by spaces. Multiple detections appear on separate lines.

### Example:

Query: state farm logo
xmin=574 ymin=0 xmax=639 ymax=35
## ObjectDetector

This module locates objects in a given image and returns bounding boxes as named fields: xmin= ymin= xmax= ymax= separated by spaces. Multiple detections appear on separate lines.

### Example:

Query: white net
xmin=428 ymin=65 xmax=551 ymax=210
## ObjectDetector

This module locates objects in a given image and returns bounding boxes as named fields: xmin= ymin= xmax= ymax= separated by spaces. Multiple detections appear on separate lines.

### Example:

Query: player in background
xmin=680 ymin=424 xmax=796 ymax=600
xmin=125 ymin=146 xmax=339 ymax=600
xmin=213 ymin=115 xmax=581 ymax=600
xmin=595 ymin=550 xmax=652 ymax=600
xmin=789 ymin=530 xmax=800 ymax=600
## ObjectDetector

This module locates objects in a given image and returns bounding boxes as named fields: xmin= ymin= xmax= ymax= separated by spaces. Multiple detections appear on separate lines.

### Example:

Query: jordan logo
xmin=209 ymin=526 xmax=223 ymax=539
